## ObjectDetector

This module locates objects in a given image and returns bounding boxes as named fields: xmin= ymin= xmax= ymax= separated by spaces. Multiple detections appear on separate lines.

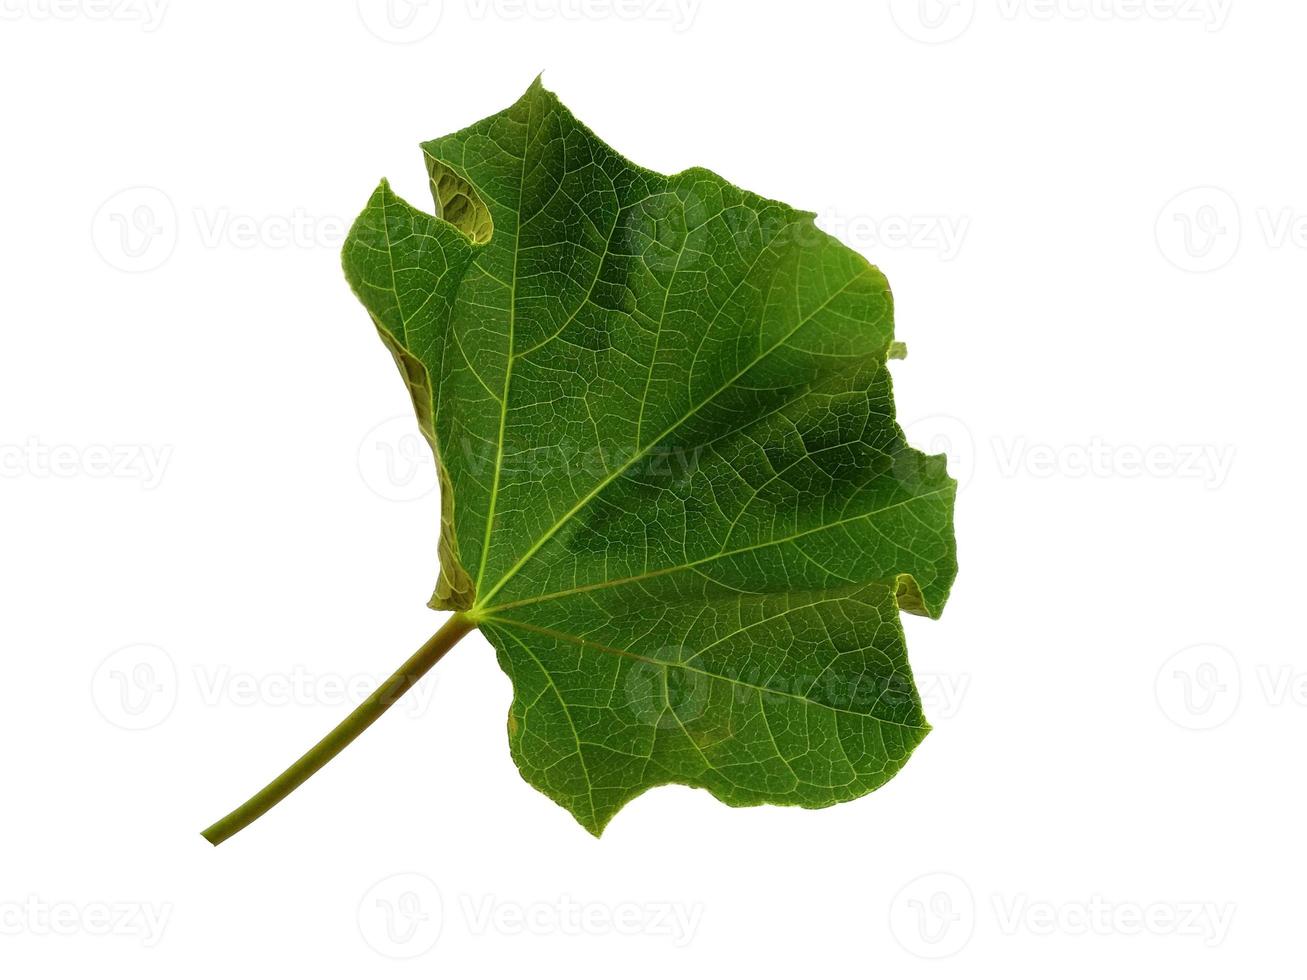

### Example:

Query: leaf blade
xmin=342 ymin=79 xmax=957 ymax=833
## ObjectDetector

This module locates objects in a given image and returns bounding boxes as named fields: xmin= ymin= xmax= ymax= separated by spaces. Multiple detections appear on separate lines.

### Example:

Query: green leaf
xmin=341 ymin=78 xmax=957 ymax=835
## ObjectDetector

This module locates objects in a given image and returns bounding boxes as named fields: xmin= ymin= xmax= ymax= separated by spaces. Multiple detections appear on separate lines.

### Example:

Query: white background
xmin=0 ymin=0 xmax=1298 ymax=975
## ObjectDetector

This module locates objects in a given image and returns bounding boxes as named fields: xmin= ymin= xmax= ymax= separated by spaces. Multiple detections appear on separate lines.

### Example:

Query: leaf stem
xmin=201 ymin=612 xmax=477 ymax=846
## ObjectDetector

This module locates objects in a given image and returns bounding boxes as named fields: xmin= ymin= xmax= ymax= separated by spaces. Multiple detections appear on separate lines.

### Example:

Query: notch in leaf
xmin=202 ymin=78 xmax=957 ymax=845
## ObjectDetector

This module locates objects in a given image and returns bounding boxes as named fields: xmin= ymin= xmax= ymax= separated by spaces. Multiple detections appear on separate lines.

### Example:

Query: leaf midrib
xmin=472 ymin=92 xmax=535 ymax=599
